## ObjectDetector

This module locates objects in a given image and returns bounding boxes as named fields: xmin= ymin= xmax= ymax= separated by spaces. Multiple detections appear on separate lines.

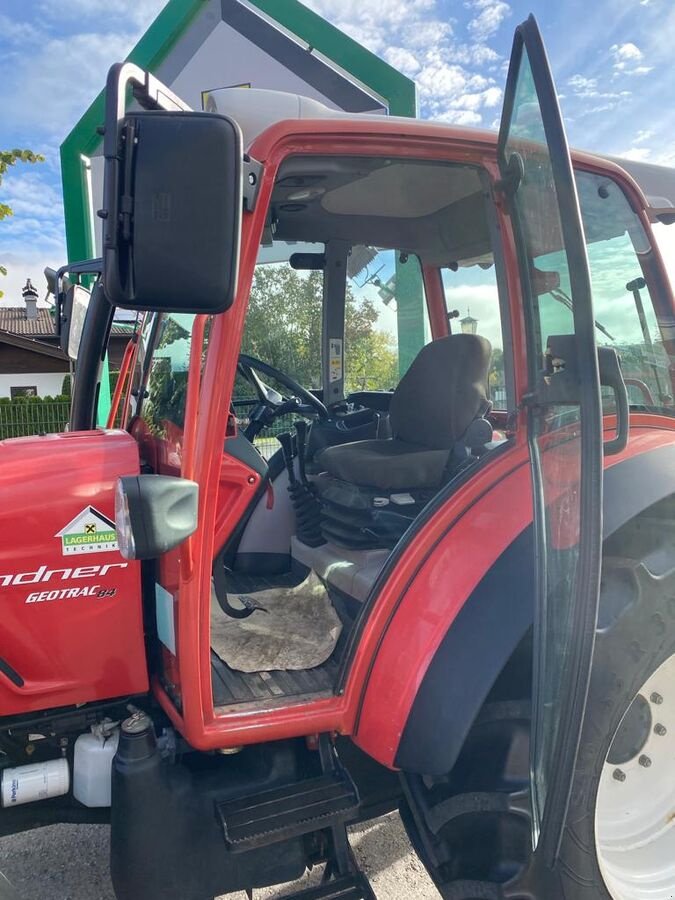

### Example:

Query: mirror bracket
xmin=243 ymin=156 xmax=263 ymax=211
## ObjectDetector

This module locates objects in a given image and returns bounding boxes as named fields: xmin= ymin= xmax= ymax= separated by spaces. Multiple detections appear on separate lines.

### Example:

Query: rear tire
xmin=558 ymin=510 xmax=675 ymax=899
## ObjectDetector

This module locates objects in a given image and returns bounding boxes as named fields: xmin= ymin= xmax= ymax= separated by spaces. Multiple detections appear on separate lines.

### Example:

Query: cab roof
xmin=218 ymin=87 xmax=675 ymax=216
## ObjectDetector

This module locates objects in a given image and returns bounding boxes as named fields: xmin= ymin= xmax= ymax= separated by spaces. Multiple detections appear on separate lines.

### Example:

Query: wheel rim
xmin=595 ymin=652 xmax=675 ymax=899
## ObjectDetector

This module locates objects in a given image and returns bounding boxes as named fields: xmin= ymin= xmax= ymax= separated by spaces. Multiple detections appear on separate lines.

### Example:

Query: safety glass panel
xmin=500 ymin=31 xmax=602 ymax=853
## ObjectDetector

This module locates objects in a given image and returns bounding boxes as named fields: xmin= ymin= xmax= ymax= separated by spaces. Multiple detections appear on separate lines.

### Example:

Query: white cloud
xmin=481 ymin=86 xmax=502 ymax=107
xmin=633 ymin=129 xmax=654 ymax=144
xmin=0 ymin=14 xmax=42 ymax=43
xmin=0 ymin=30 xmax=136 ymax=136
xmin=618 ymin=147 xmax=652 ymax=161
xmin=568 ymin=74 xmax=599 ymax=98
xmin=612 ymin=42 xmax=643 ymax=63
xmin=610 ymin=42 xmax=652 ymax=76
xmin=466 ymin=0 xmax=511 ymax=41
xmin=288 ymin=0 xmax=507 ymax=126
xmin=39 ymin=0 xmax=165 ymax=31
xmin=383 ymin=47 xmax=422 ymax=77
xmin=566 ymin=73 xmax=633 ymax=115
xmin=436 ymin=109 xmax=483 ymax=126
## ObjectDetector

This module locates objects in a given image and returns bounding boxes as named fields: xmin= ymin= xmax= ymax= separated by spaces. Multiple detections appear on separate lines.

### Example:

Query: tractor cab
xmin=85 ymin=140 xmax=515 ymax=710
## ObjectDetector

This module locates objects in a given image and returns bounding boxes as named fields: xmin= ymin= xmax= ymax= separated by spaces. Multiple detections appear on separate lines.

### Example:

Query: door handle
xmin=598 ymin=347 xmax=629 ymax=456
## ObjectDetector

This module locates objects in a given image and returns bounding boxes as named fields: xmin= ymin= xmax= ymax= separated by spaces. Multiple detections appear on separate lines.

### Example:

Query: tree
xmin=1 ymin=149 xmax=45 ymax=297
xmin=240 ymin=264 xmax=398 ymax=396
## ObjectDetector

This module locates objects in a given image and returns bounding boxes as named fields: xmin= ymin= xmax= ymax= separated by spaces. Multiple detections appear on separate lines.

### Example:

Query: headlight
xmin=115 ymin=478 xmax=137 ymax=560
xmin=113 ymin=474 xmax=198 ymax=561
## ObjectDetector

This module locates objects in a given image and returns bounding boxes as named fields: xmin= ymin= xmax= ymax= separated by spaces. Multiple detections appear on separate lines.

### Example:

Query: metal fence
xmin=0 ymin=401 xmax=71 ymax=440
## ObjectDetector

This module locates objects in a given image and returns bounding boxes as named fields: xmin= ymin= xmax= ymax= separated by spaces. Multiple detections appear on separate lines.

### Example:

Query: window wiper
xmin=550 ymin=287 xmax=615 ymax=342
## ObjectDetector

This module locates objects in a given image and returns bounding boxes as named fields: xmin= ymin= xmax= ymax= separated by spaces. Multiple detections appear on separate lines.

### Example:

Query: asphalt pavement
xmin=0 ymin=812 xmax=439 ymax=899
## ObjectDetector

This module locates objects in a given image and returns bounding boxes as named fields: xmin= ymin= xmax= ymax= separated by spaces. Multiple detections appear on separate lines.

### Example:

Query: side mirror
xmin=101 ymin=66 xmax=243 ymax=314
xmin=61 ymin=284 xmax=91 ymax=360
xmin=115 ymin=475 xmax=198 ymax=560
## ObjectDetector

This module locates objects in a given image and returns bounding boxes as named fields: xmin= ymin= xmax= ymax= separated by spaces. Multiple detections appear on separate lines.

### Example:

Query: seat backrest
xmin=389 ymin=333 xmax=492 ymax=450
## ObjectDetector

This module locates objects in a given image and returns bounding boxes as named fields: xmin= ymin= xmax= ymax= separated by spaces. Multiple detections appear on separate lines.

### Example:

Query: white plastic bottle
xmin=73 ymin=723 xmax=120 ymax=807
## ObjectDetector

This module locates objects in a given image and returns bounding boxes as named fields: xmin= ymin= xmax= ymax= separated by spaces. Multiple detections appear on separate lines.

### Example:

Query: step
xmin=279 ymin=871 xmax=376 ymax=900
xmin=441 ymin=880 xmax=504 ymax=900
xmin=215 ymin=770 xmax=360 ymax=852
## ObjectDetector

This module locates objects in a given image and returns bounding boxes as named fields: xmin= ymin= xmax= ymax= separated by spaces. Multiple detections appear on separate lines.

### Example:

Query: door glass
xmin=500 ymin=31 xmax=602 ymax=850
xmin=540 ymin=175 xmax=674 ymax=414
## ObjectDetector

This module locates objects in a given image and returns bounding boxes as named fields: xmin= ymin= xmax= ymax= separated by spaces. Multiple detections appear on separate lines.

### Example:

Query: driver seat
xmin=315 ymin=333 xmax=492 ymax=491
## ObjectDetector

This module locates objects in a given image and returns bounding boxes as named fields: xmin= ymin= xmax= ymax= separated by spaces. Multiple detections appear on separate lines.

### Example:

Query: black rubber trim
xmin=603 ymin=441 xmax=675 ymax=537
xmin=70 ymin=280 xmax=115 ymax=431
xmin=0 ymin=659 xmax=23 ymax=688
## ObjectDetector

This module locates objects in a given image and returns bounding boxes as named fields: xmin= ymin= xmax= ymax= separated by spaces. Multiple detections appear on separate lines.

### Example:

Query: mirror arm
xmin=53 ymin=259 xmax=102 ymax=338
xmin=103 ymin=63 xmax=191 ymax=158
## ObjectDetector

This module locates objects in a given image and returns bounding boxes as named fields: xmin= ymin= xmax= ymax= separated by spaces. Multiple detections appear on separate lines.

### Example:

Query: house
xmin=0 ymin=280 xmax=133 ymax=398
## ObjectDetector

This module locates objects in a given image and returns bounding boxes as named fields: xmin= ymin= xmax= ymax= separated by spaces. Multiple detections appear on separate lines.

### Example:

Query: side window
xmin=535 ymin=171 xmax=673 ymax=413
xmin=345 ymin=247 xmax=430 ymax=392
xmin=138 ymin=313 xmax=197 ymax=440
xmin=441 ymin=263 xmax=506 ymax=407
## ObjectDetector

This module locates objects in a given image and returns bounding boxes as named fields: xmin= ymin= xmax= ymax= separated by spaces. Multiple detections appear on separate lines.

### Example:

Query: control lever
xmin=277 ymin=431 xmax=297 ymax=486
xmin=294 ymin=420 xmax=310 ymax=484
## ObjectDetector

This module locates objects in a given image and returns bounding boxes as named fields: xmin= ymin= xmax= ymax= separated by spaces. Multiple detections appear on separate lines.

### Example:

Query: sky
xmin=0 ymin=0 xmax=673 ymax=306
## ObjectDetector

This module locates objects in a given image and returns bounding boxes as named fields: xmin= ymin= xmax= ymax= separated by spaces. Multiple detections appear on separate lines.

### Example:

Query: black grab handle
xmin=598 ymin=347 xmax=629 ymax=456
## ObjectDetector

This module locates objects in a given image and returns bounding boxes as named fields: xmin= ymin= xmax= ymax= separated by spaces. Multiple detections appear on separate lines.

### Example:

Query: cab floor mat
xmin=211 ymin=571 xmax=343 ymax=673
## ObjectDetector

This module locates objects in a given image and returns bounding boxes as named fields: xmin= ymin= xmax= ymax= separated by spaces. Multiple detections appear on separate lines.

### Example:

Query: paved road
xmin=0 ymin=812 xmax=439 ymax=899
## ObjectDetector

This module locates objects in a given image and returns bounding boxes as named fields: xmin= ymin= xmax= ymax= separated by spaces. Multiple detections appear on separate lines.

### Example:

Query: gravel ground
xmin=0 ymin=812 xmax=440 ymax=899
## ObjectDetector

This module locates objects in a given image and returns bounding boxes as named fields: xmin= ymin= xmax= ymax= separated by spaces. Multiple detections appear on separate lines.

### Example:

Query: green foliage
xmin=240 ymin=265 xmax=397 ymax=395
xmin=0 ymin=148 xmax=45 ymax=298
xmin=142 ymin=318 xmax=192 ymax=437
xmin=0 ymin=395 xmax=71 ymax=440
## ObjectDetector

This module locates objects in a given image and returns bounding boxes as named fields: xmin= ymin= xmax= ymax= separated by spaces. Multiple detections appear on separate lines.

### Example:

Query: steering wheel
xmin=238 ymin=354 xmax=328 ymax=441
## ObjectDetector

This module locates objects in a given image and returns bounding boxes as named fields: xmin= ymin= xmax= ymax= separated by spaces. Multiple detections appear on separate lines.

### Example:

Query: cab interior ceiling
xmin=268 ymin=156 xmax=493 ymax=267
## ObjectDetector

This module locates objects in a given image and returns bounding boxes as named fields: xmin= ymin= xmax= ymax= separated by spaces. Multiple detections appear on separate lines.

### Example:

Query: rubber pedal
xmin=216 ymin=771 xmax=360 ymax=852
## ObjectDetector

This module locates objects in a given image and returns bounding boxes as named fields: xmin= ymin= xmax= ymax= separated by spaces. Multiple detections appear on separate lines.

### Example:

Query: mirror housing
xmin=115 ymin=475 xmax=198 ymax=560
xmin=102 ymin=78 xmax=243 ymax=314
xmin=61 ymin=284 xmax=91 ymax=360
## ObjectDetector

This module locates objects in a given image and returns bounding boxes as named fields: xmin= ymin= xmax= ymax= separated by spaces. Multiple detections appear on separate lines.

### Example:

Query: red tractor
xmin=1 ymin=16 xmax=674 ymax=900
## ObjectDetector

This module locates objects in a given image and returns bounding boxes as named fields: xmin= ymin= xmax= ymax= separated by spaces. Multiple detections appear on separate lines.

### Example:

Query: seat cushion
xmin=316 ymin=438 xmax=449 ymax=490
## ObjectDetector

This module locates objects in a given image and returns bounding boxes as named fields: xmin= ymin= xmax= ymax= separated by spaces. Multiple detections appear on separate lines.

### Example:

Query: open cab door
xmin=400 ymin=15 xmax=605 ymax=898
xmin=500 ymin=14 xmax=604 ymax=891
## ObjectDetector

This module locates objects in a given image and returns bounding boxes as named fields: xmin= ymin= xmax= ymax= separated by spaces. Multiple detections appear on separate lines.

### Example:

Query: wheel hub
xmin=595 ymin=653 xmax=675 ymax=899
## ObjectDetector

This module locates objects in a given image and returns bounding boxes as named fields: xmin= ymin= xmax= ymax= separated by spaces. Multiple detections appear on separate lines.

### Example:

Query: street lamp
xmin=460 ymin=307 xmax=478 ymax=335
